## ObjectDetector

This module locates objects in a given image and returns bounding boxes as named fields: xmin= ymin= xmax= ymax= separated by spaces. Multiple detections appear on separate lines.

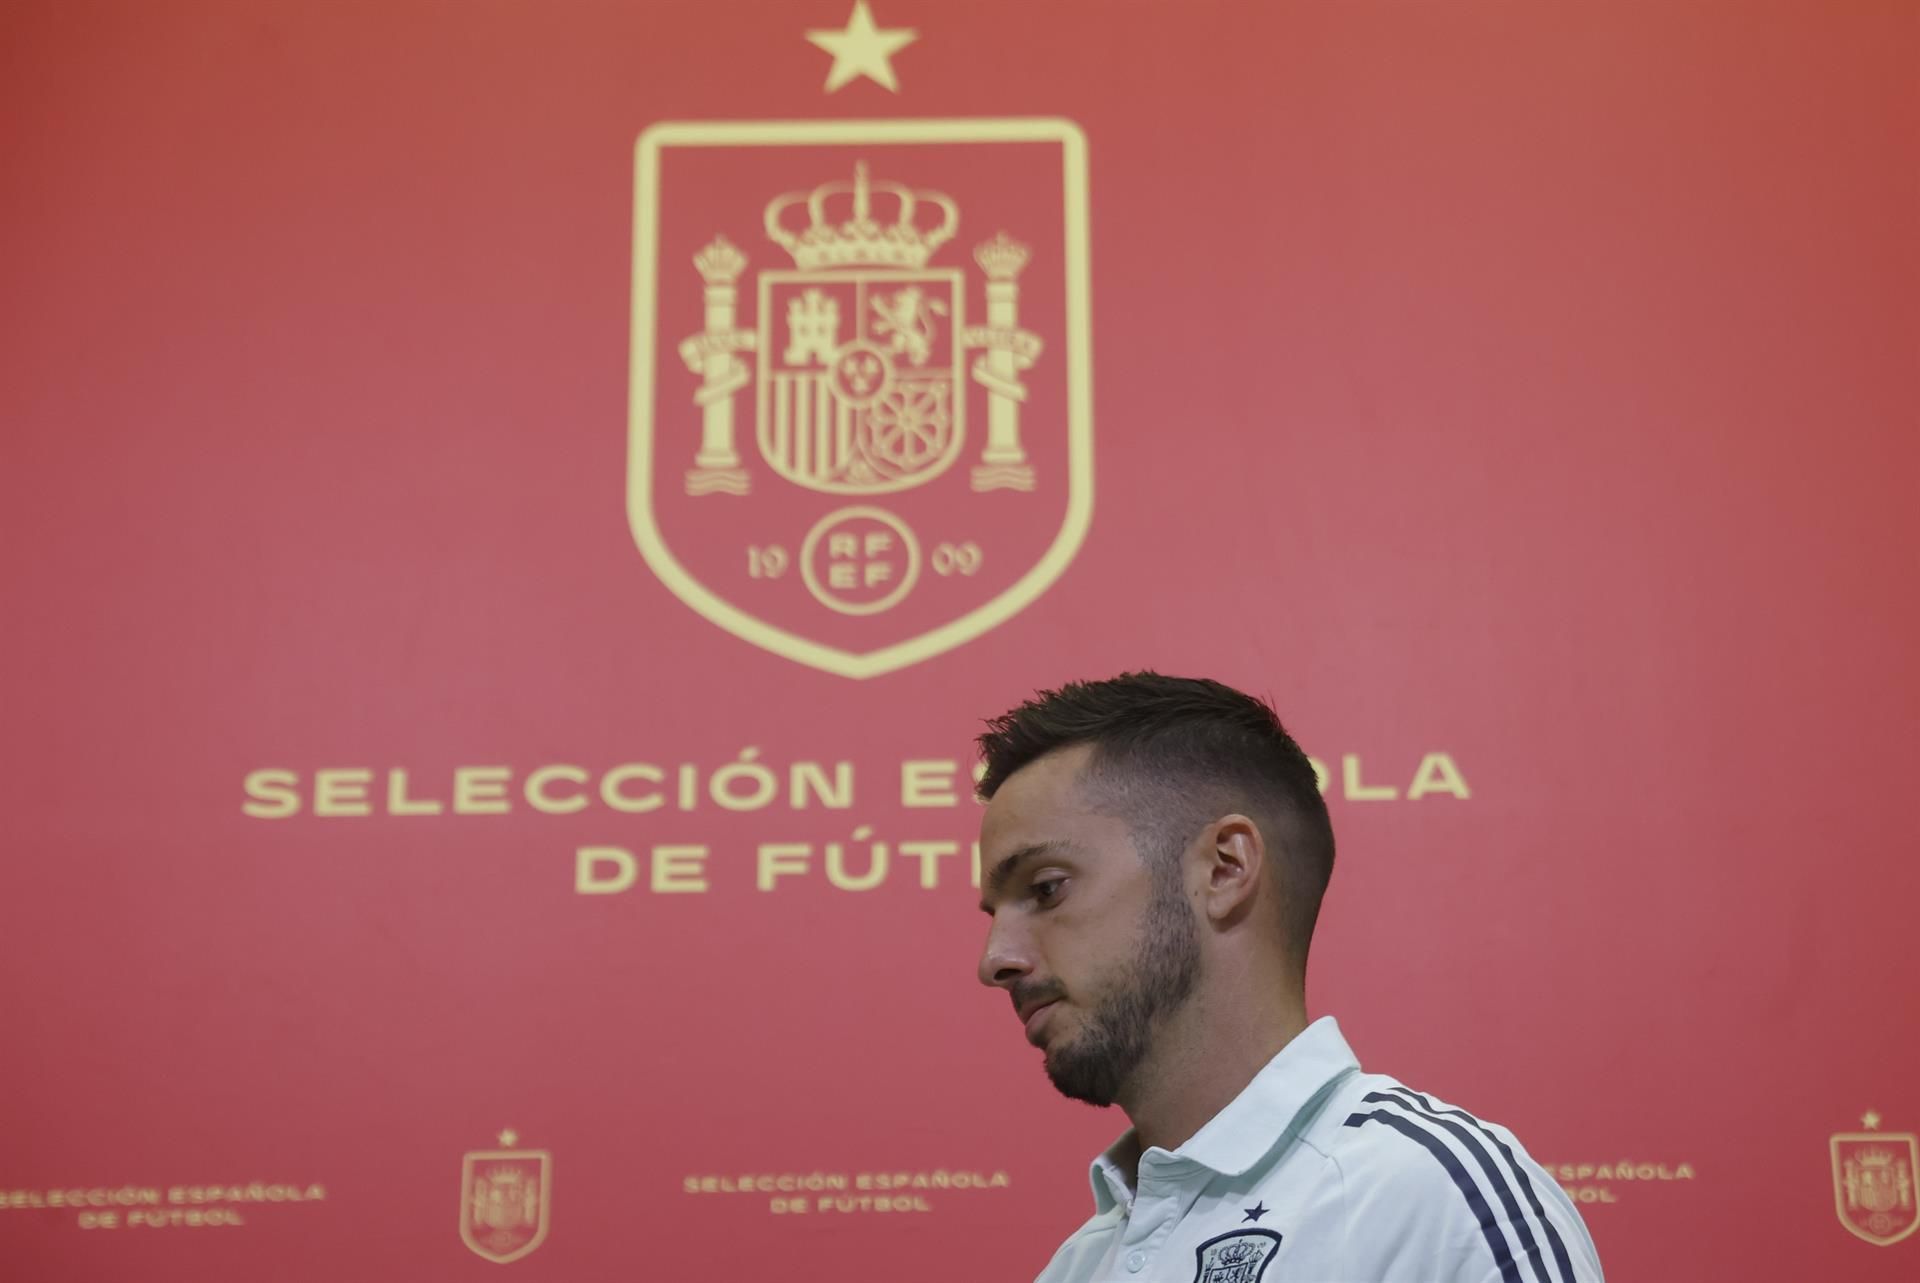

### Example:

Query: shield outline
xmin=459 ymin=1148 xmax=552 ymax=1264
xmin=630 ymin=118 xmax=1092 ymax=679
xmin=754 ymin=267 xmax=967 ymax=494
xmin=1831 ymin=1131 xmax=1920 ymax=1246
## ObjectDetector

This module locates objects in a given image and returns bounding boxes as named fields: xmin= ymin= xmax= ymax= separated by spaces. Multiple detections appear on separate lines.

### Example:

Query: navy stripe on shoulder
xmin=1382 ymin=1087 xmax=1578 ymax=1283
xmin=1366 ymin=1093 xmax=1557 ymax=1283
xmin=1343 ymin=1108 xmax=1522 ymax=1283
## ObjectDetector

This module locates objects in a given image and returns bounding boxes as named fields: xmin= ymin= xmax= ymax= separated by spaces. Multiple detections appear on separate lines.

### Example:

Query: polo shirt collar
xmin=1088 ymin=1016 xmax=1359 ymax=1213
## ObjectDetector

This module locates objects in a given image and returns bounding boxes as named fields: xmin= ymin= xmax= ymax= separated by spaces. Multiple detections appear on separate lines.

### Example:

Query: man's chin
xmin=1043 ymin=1043 xmax=1121 ymax=1108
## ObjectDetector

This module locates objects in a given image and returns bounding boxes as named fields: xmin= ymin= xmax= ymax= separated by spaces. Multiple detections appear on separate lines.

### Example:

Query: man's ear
xmin=1199 ymin=814 xmax=1265 ymax=925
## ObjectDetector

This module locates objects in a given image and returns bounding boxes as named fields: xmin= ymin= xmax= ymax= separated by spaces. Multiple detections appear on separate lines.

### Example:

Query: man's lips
xmin=1020 ymin=1000 xmax=1060 ymax=1042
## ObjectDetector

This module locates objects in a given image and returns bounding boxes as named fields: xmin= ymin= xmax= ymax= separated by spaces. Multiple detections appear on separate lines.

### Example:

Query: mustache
xmin=1009 ymin=980 xmax=1066 ymax=1013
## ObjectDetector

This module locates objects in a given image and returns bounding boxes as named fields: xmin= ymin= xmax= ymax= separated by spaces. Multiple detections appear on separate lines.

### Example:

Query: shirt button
xmin=1125 ymin=1250 xmax=1147 ymax=1272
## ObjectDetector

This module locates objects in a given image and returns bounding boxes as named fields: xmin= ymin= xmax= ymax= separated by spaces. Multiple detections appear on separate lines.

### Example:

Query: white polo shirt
xmin=1033 ymin=1017 xmax=1603 ymax=1283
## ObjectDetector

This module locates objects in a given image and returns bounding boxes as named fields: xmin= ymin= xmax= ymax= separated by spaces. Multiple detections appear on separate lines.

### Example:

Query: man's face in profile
xmin=976 ymin=745 xmax=1200 ymax=1106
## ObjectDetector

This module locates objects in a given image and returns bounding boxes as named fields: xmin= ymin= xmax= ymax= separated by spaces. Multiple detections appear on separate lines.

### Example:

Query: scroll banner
xmin=1 ymin=2 xmax=1914 ymax=1280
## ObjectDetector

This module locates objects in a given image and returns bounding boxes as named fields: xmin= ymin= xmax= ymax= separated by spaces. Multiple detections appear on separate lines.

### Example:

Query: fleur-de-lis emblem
xmin=839 ymin=349 xmax=883 ymax=394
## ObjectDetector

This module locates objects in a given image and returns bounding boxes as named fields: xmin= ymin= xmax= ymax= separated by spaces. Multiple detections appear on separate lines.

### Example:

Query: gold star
xmin=498 ymin=1128 xmax=519 ymax=1147
xmin=806 ymin=2 xmax=917 ymax=93
xmin=1862 ymin=1111 xmax=1881 ymax=1130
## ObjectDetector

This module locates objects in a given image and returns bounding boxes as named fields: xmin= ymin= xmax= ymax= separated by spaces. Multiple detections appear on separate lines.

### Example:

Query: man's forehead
xmin=985 ymin=742 xmax=1099 ymax=814
xmin=979 ymin=745 xmax=1115 ymax=855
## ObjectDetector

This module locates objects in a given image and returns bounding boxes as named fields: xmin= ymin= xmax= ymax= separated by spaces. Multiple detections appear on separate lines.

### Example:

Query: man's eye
xmin=1032 ymin=878 xmax=1064 ymax=904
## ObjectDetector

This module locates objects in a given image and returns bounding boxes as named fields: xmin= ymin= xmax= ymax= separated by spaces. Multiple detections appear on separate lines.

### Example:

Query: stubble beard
xmin=1043 ymin=877 xmax=1200 ymax=1108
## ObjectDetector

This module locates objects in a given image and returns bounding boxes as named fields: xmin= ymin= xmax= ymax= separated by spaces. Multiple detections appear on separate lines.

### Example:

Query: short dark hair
xmin=977 ymin=672 xmax=1335 ymax=974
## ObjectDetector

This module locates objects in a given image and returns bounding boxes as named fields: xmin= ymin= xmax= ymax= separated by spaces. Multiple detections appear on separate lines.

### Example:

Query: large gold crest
xmin=629 ymin=119 xmax=1092 ymax=677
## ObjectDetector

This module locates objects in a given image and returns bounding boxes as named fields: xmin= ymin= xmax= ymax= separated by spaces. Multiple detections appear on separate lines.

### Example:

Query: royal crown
xmin=693 ymin=235 xmax=747 ymax=284
xmin=974 ymin=231 xmax=1031 ymax=281
xmin=765 ymin=162 xmax=958 ymax=271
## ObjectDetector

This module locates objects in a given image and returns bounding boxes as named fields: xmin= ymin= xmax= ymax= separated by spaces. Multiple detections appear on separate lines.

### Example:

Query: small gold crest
xmin=1832 ymin=1112 xmax=1919 ymax=1247
xmin=460 ymin=1129 xmax=552 ymax=1264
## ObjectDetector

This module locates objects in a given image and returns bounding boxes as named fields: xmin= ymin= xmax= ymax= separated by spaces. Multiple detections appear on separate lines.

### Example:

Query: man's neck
xmin=1119 ymin=991 xmax=1310 ymax=1157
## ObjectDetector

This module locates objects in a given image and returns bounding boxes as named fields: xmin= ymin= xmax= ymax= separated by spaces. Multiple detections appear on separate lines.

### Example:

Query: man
xmin=975 ymin=673 xmax=1603 ymax=1283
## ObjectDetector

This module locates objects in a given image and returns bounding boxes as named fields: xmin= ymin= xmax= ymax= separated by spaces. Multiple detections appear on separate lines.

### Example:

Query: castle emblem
xmin=1832 ymin=1112 xmax=1919 ymax=1246
xmin=629 ymin=119 xmax=1092 ymax=678
xmin=460 ymin=1129 xmax=551 ymax=1264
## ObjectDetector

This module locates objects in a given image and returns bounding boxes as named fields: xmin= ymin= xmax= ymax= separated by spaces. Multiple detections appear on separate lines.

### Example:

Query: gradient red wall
xmin=3 ymin=2 xmax=1916 ymax=1279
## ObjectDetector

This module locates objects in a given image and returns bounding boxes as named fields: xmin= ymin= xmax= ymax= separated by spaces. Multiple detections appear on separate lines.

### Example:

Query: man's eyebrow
xmin=978 ymin=840 xmax=1070 ymax=912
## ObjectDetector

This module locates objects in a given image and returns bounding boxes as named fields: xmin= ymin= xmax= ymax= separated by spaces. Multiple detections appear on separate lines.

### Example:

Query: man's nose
xmin=977 ymin=916 xmax=1033 ymax=989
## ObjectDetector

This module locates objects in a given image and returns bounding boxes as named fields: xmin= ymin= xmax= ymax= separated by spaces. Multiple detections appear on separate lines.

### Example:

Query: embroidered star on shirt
xmin=1243 ymin=1202 xmax=1269 ymax=1222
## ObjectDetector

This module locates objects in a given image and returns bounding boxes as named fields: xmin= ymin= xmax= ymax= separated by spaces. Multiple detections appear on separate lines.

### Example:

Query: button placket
xmin=1117 ymin=1188 xmax=1161 ymax=1274
xmin=1117 ymin=1168 xmax=1183 ymax=1276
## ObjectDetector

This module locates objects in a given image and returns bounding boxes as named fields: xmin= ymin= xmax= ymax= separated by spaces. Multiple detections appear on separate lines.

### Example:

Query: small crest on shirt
xmin=1192 ymin=1228 xmax=1282 ymax=1283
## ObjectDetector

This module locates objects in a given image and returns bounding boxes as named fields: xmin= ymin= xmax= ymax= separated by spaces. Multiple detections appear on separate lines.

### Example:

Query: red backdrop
xmin=3 ymin=2 xmax=1916 ymax=1279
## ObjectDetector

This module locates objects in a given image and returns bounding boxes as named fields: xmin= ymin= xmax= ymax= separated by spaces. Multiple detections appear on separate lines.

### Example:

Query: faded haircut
xmin=977 ymin=672 xmax=1335 ymax=974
